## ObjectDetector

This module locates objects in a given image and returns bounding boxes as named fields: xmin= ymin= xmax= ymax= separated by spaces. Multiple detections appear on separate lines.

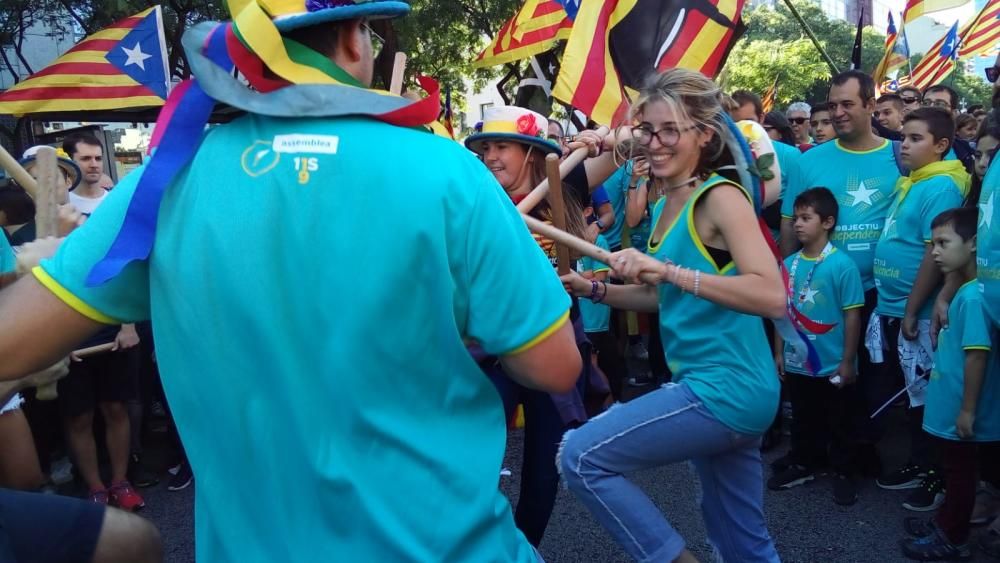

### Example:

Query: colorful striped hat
xmin=465 ymin=106 xmax=562 ymax=157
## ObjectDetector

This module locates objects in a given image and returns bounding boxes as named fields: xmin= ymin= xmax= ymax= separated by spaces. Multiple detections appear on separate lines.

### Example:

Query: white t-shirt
xmin=69 ymin=189 xmax=109 ymax=216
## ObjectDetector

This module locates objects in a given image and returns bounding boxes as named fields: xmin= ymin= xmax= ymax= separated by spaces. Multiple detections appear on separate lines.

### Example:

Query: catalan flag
xmin=910 ymin=21 xmax=960 ymax=90
xmin=473 ymin=0 xmax=573 ymax=68
xmin=761 ymin=75 xmax=778 ymax=114
xmin=0 ymin=7 xmax=168 ymax=116
xmin=873 ymin=13 xmax=910 ymax=85
xmin=902 ymin=0 xmax=970 ymax=25
xmin=553 ymin=0 xmax=745 ymax=126
xmin=909 ymin=0 xmax=1000 ymax=90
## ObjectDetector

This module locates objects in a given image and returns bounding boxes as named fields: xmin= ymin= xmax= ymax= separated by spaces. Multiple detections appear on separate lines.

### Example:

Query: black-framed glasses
xmin=788 ymin=117 xmax=808 ymax=125
xmin=762 ymin=124 xmax=775 ymax=131
xmin=921 ymin=99 xmax=951 ymax=109
xmin=900 ymin=96 xmax=920 ymax=104
xmin=987 ymin=66 xmax=1000 ymax=84
xmin=630 ymin=124 xmax=697 ymax=147
xmin=361 ymin=22 xmax=385 ymax=58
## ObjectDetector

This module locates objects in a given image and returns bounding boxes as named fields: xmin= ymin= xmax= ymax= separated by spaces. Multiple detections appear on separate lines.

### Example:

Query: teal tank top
xmin=647 ymin=174 xmax=781 ymax=435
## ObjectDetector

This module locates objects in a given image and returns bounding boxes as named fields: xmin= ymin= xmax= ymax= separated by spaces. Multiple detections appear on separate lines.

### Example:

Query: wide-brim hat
xmin=20 ymin=145 xmax=82 ymax=192
xmin=264 ymin=0 xmax=411 ymax=32
xmin=465 ymin=106 xmax=563 ymax=157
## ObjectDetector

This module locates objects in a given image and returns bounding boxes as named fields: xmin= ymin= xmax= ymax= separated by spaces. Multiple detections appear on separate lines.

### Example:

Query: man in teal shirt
xmin=0 ymin=2 xmax=581 ymax=561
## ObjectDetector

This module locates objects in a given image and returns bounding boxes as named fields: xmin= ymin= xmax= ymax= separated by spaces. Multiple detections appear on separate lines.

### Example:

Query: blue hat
xmin=267 ymin=0 xmax=410 ymax=32
xmin=19 ymin=145 xmax=83 ymax=192
xmin=464 ymin=106 xmax=562 ymax=157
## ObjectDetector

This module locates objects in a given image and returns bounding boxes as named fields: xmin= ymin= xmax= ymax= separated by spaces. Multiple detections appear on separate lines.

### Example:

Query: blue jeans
xmin=559 ymin=383 xmax=780 ymax=563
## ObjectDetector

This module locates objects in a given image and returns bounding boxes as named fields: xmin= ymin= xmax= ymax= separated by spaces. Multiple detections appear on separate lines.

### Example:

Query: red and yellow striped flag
xmin=909 ymin=0 xmax=1000 ymax=90
xmin=553 ymin=0 xmax=745 ymax=126
xmin=902 ymin=0 xmax=970 ymax=24
xmin=0 ymin=7 xmax=169 ymax=116
xmin=761 ymin=75 xmax=778 ymax=114
xmin=473 ymin=0 xmax=572 ymax=68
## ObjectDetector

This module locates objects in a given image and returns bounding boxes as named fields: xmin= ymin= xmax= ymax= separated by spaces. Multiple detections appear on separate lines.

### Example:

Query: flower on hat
xmin=516 ymin=113 xmax=541 ymax=138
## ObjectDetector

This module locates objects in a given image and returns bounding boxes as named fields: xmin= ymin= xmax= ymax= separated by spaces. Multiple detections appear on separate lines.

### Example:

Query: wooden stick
xmin=0 ymin=143 xmax=39 ymax=199
xmin=33 ymin=147 xmax=61 ymax=401
xmin=389 ymin=52 xmax=407 ymax=95
xmin=72 ymin=342 xmax=117 ymax=358
xmin=544 ymin=154 xmax=572 ymax=275
xmin=521 ymin=213 xmax=661 ymax=285
xmin=516 ymin=125 xmax=610 ymax=214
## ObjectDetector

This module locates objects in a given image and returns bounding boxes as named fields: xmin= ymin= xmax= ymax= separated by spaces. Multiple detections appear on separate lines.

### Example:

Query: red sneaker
xmin=89 ymin=488 xmax=109 ymax=505
xmin=109 ymin=481 xmax=145 ymax=511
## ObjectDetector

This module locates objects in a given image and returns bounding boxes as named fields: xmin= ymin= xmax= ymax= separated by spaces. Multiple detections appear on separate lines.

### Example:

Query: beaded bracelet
xmin=589 ymin=280 xmax=600 ymax=301
xmin=693 ymin=270 xmax=701 ymax=297
xmin=594 ymin=281 xmax=608 ymax=304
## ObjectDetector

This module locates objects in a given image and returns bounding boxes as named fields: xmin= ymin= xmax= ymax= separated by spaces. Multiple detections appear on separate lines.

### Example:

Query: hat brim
xmin=465 ymin=132 xmax=563 ymax=158
xmin=19 ymin=156 xmax=83 ymax=192
xmin=272 ymin=2 xmax=410 ymax=32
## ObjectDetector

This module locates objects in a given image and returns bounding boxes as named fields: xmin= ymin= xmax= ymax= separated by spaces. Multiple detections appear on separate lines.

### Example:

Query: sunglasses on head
xmin=788 ymin=117 xmax=808 ymax=125
xmin=987 ymin=66 xmax=1000 ymax=84
xmin=901 ymin=96 xmax=920 ymax=104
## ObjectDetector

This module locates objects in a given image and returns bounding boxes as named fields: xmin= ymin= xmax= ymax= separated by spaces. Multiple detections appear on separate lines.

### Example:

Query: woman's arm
xmin=561 ymin=270 xmax=660 ymax=313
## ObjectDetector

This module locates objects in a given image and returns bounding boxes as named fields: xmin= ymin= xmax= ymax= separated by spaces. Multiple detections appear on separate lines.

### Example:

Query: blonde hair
xmin=627 ymin=68 xmax=733 ymax=181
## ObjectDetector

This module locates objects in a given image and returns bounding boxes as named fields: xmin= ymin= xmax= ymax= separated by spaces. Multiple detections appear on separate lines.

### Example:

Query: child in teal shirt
xmin=578 ymin=229 xmax=626 ymax=401
xmin=771 ymin=187 xmax=865 ymax=505
xmin=872 ymin=107 xmax=970 ymax=506
xmin=901 ymin=207 xmax=999 ymax=560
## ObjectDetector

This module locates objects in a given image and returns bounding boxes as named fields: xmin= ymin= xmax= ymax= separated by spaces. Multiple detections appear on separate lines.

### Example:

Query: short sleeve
xmin=920 ymin=178 xmax=964 ymax=241
xmin=0 ymin=235 xmax=14 ymax=275
xmin=958 ymin=294 xmax=992 ymax=351
xmin=464 ymin=176 xmax=571 ymax=356
xmin=590 ymin=235 xmax=611 ymax=273
xmin=780 ymin=156 xmax=804 ymax=219
xmin=35 ymin=166 xmax=151 ymax=324
xmin=591 ymin=186 xmax=610 ymax=208
xmin=837 ymin=256 xmax=865 ymax=310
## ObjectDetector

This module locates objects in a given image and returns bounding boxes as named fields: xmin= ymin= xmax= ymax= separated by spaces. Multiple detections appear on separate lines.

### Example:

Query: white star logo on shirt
xmin=801 ymin=288 xmax=819 ymax=304
xmin=981 ymin=192 xmax=995 ymax=230
xmin=848 ymin=180 xmax=878 ymax=207
xmin=122 ymin=42 xmax=152 ymax=70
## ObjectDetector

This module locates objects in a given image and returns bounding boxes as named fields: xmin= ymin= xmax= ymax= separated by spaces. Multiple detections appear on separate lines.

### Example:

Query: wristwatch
xmin=627 ymin=183 xmax=638 ymax=190
xmin=595 ymin=218 xmax=607 ymax=230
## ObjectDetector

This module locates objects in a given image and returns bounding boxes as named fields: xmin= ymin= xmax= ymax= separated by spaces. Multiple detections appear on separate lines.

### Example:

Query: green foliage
xmin=723 ymin=38 xmax=829 ymax=106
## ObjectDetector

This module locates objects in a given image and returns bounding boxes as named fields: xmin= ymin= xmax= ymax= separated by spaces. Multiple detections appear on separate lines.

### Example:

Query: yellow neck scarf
xmin=894 ymin=159 xmax=971 ymax=205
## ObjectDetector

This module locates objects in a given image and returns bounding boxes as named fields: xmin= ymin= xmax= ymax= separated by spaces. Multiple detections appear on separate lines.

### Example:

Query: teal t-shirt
xmin=0 ymin=235 xmax=14 ymax=274
xmin=874 ymin=175 xmax=963 ymax=319
xmin=980 ymin=159 xmax=1000 ymax=328
xmin=601 ymin=165 xmax=629 ymax=250
xmin=648 ymin=175 xmax=780 ymax=435
xmin=578 ymin=234 xmax=611 ymax=333
xmin=36 ymin=115 xmax=570 ymax=562
xmin=782 ymin=247 xmax=864 ymax=377
xmin=771 ymin=141 xmax=802 ymax=241
xmin=782 ymin=139 xmax=900 ymax=290
xmin=924 ymin=280 xmax=1000 ymax=441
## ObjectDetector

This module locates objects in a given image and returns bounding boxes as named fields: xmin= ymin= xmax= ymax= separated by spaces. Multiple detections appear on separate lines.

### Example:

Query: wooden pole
xmin=521 ymin=213 xmax=662 ymax=285
xmin=781 ymin=0 xmax=840 ymax=76
xmin=544 ymin=154 xmax=572 ymax=275
xmin=516 ymin=125 xmax=610 ymax=214
xmin=72 ymin=342 xmax=117 ymax=358
xmin=389 ymin=52 xmax=407 ymax=95
xmin=32 ymin=147 xmax=61 ymax=401
xmin=0 ymin=143 xmax=39 ymax=199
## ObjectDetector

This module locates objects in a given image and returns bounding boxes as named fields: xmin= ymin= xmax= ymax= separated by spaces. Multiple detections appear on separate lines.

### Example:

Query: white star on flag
xmin=849 ymin=180 xmax=878 ymax=207
xmin=981 ymin=192 xmax=995 ymax=230
xmin=122 ymin=42 xmax=152 ymax=71
xmin=801 ymin=288 xmax=819 ymax=304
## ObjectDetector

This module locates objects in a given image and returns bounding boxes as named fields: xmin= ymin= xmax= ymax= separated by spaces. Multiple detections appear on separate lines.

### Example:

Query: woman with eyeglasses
xmin=558 ymin=68 xmax=784 ymax=563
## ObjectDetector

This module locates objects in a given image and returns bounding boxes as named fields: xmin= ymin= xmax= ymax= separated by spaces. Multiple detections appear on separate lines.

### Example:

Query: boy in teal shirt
xmin=872 ymin=108 xmax=970 ymax=508
xmin=901 ymin=207 xmax=998 ymax=561
xmin=578 ymin=230 xmax=625 ymax=400
xmin=771 ymin=187 xmax=865 ymax=505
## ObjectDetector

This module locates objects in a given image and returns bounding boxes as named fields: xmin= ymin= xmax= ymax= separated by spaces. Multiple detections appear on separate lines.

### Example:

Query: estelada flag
xmin=903 ymin=0 xmax=970 ymax=24
xmin=553 ymin=0 xmax=746 ymax=126
xmin=0 ymin=6 xmax=169 ymax=116
xmin=910 ymin=0 xmax=1000 ymax=90
xmin=910 ymin=21 xmax=960 ymax=90
xmin=474 ymin=0 xmax=572 ymax=68
xmin=874 ymin=13 xmax=910 ymax=85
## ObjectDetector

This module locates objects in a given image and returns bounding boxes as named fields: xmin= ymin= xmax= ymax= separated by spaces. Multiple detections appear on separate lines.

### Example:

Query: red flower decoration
xmin=516 ymin=114 xmax=540 ymax=137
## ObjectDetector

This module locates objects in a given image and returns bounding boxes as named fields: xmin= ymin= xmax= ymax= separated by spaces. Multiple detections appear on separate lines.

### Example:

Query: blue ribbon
xmin=86 ymin=24 xmax=233 ymax=286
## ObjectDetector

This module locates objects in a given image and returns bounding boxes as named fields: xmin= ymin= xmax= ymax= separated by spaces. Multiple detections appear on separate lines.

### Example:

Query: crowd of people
xmin=0 ymin=0 xmax=999 ymax=562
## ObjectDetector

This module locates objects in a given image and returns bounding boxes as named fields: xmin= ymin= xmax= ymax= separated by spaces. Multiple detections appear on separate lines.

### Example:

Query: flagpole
xmin=902 ymin=16 xmax=913 ymax=78
xmin=781 ymin=0 xmax=840 ymax=75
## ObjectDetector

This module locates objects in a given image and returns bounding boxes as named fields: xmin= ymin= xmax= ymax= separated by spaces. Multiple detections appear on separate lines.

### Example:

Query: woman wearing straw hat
xmin=558 ymin=68 xmax=786 ymax=562
xmin=465 ymin=106 xmax=603 ymax=546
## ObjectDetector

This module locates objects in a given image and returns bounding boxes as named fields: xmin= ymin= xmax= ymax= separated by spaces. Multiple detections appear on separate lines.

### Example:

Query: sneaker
xmin=167 ymin=463 xmax=193 ymax=492
xmin=904 ymin=472 xmax=946 ymax=512
xmin=767 ymin=464 xmax=815 ymax=490
xmin=50 ymin=457 xmax=73 ymax=486
xmin=626 ymin=371 xmax=655 ymax=387
xmin=89 ymin=488 xmax=109 ymax=505
xmin=878 ymin=463 xmax=927 ymax=490
xmin=127 ymin=453 xmax=159 ymax=489
xmin=971 ymin=485 xmax=1000 ymax=524
xmin=628 ymin=341 xmax=649 ymax=361
xmin=108 ymin=481 xmax=145 ymax=511
xmin=904 ymin=517 xmax=937 ymax=539
xmin=900 ymin=529 xmax=972 ymax=561
xmin=833 ymin=474 xmax=859 ymax=506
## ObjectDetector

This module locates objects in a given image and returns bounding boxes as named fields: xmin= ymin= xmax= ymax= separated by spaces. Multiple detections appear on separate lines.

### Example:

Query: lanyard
xmin=788 ymin=242 xmax=833 ymax=305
